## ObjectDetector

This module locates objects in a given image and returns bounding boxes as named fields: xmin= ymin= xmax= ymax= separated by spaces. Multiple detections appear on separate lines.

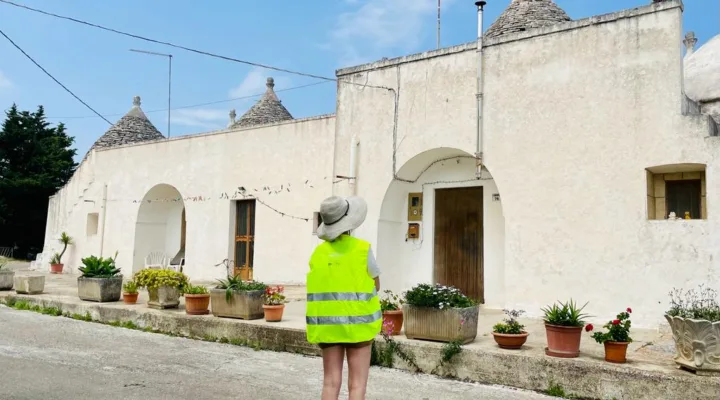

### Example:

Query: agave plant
xmin=215 ymin=275 xmax=267 ymax=302
xmin=541 ymin=299 xmax=590 ymax=327
xmin=78 ymin=251 xmax=120 ymax=278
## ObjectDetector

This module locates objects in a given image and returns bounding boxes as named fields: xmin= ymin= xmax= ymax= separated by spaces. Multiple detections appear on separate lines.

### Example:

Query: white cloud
xmin=330 ymin=0 xmax=455 ymax=66
xmin=171 ymin=108 xmax=228 ymax=128
xmin=229 ymin=67 xmax=292 ymax=99
xmin=0 ymin=70 xmax=13 ymax=90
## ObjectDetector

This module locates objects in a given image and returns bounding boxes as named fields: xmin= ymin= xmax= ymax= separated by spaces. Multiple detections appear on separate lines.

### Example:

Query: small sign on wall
xmin=492 ymin=194 xmax=500 ymax=202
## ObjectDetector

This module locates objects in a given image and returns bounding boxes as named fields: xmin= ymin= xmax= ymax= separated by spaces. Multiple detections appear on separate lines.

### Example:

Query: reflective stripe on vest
xmin=305 ymin=235 xmax=382 ymax=344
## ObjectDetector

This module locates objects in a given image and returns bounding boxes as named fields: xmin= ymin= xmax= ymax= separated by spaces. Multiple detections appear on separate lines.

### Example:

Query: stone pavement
xmin=1 ymin=267 xmax=719 ymax=399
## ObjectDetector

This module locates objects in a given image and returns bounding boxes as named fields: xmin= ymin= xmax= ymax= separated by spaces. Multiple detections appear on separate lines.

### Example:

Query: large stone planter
xmin=403 ymin=304 xmax=479 ymax=344
xmin=210 ymin=289 xmax=264 ymax=320
xmin=77 ymin=276 xmax=123 ymax=302
xmin=0 ymin=270 xmax=15 ymax=290
xmin=147 ymin=285 xmax=181 ymax=309
xmin=665 ymin=314 xmax=720 ymax=375
xmin=14 ymin=275 xmax=45 ymax=295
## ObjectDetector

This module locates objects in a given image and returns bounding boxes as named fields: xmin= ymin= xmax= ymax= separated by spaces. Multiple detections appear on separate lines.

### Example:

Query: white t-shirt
xmin=367 ymin=247 xmax=381 ymax=279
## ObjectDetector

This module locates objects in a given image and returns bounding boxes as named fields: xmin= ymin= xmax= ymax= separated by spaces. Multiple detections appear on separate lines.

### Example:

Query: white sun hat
xmin=315 ymin=195 xmax=368 ymax=241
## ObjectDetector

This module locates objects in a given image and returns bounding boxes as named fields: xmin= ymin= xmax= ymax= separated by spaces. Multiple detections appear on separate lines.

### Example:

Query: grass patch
xmin=545 ymin=381 xmax=583 ymax=399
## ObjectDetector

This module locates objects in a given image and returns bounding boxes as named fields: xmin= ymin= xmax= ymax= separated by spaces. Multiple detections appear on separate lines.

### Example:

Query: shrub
xmin=133 ymin=269 xmax=189 ymax=290
xmin=122 ymin=280 xmax=138 ymax=294
xmin=493 ymin=309 xmax=526 ymax=334
xmin=542 ymin=299 xmax=589 ymax=327
xmin=215 ymin=275 xmax=267 ymax=302
xmin=404 ymin=283 xmax=475 ymax=309
xmin=183 ymin=283 xmax=209 ymax=295
xmin=78 ymin=252 xmax=120 ymax=278
xmin=667 ymin=285 xmax=720 ymax=322
xmin=587 ymin=308 xmax=633 ymax=344
xmin=380 ymin=290 xmax=404 ymax=312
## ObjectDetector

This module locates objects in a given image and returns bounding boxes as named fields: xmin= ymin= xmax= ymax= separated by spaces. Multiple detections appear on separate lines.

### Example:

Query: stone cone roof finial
xmin=684 ymin=32 xmax=698 ymax=57
xmin=133 ymin=96 xmax=141 ymax=107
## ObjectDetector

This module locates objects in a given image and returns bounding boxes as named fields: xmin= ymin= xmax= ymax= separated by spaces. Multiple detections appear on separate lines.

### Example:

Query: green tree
xmin=0 ymin=104 xmax=77 ymax=259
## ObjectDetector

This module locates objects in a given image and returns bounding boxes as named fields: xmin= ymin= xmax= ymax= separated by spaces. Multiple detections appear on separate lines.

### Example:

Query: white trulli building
xmin=40 ymin=0 xmax=720 ymax=328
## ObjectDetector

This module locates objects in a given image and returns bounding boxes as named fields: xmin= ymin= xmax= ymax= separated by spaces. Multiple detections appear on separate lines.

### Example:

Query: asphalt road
xmin=0 ymin=306 xmax=553 ymax=400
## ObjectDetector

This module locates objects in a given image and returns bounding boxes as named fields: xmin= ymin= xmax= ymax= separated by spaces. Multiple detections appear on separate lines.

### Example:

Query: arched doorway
xmin=132 ymin=184 xmax=187 ymax=272
xmin=376 ymin=148 xmax=506 ymax=306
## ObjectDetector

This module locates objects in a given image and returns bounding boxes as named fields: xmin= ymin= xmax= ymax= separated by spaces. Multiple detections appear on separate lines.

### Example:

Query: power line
xmin=0 ymin=0 xmax=394 ymax=92
xmin=47 ymin=81 xmax=330 ymax=120
xmin=0 ymin=28 xmax=113 ymax=125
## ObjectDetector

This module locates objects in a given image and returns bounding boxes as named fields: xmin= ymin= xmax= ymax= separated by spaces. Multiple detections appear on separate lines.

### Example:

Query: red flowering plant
xmin=262 ymin=285 xmax=286 ymax=306
xmin=586 ymin=308 xmax=633 ymax=344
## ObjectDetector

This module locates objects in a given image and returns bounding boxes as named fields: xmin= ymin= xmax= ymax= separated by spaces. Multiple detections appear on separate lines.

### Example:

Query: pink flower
xmin=626 ymin=307 xmax=632 ymax=314
xmin=460 ymin=318 xmax=466 ymax=326
xmin=585 ymin=324 xmax=593 ymax=332
xmin=382 ymin=319 xmax=395 ymax=335
xmin=612 ymin=319 xmax=620 ymax=325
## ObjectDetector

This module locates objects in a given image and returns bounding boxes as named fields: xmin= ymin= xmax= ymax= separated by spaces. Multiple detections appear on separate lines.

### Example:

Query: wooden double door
xmin=433 ymin=187 xmax=484 ymax=303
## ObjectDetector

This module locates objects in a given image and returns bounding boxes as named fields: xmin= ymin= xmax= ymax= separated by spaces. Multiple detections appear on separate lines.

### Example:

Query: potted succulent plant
xmin=122 ymin=280 xmax=139 ymax=304
xmin=210 ymin=275 xmax=267 ymax=320
xmin=492 ymin=309 xmax=529 ymax=349
xmin=262 ymin=285 xmax=287 ymax=322
xmin=77 ymin=252 xmax=122 ymax=302
xmin=586 ymin=308 xmax=633 ymax=363
xmin=665 ymin=285 xmax=720 ymax=374
xmin=184 ymin=283 xmax=211 ymax=315
xmin=380 ymin=290 xmax=405 ymax=336
xmin=50 ymin=232 xmax=73 ymax=274
xmin=542 ymin=299 xmax=590 ymax=358
xmin=0 ymin=257 xmax=14 ymax=291
xmin=132 ymin=268 xmax=189 ymax=309
xmin=403 ymin=283 xmax=479 ymax=344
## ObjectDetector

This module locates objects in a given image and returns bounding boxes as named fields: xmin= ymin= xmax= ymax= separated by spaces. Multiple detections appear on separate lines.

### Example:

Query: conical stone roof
xmin=485 ymin=0 xmax=571 ymax=40
xmin=90 ymin=96 xmax=164 ymax=151
xmin=232 ymin=77 xmax=293 ymax=128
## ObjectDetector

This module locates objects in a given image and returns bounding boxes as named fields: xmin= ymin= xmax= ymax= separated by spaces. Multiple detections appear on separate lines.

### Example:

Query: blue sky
xmin=1 ymin=0 xmax=717 ymax=161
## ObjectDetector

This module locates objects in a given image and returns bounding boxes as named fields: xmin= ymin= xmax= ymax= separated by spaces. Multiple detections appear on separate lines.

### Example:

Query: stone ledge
xmin=2 ymin=294 xmax=718 ymax=400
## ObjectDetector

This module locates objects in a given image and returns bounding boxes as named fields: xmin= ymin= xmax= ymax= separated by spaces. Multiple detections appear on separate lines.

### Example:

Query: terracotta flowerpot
xmin=263 ymin=304 xmax=285 ymax=322
xmin=492 ymin=332 xmax=530 ymax=349
xmin=123 ymin=292 xmax=138 ymax=304
xmin=50 ymin=263 xmax=64 ymax=274
xmin=604 ymin=341 xmax=629 ymax=363
xmin=545 ymin=324 xmax=583 ymax=358
xmin=185 ymin=294 xmax=211 ymax=315
xmin=382 ymin=310 xmax=404 ymax=335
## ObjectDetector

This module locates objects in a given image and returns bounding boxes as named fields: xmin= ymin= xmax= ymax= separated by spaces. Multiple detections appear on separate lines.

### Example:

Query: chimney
xmin=228 ymin=109 xmax=237 ymax=128
xmin=684 ymin=32 xmax=698 ymax=58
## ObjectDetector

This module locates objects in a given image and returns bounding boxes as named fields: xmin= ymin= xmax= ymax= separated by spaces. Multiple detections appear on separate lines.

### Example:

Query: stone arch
xmin=132 ymin=184 xmax=187 ymax=272
xmin=377 ymin=147 xmax=506 ymax=307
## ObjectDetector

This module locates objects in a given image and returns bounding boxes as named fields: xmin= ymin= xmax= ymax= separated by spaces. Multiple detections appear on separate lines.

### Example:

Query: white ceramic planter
xmin=665 ymin=315 xmax=720 ymax=375
xmin=403 ymin=304 xmax=479 ymax=344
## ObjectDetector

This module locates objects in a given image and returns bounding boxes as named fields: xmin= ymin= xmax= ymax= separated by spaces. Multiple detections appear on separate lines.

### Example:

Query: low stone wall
xmin=2 ymin=293 xmax=719 ymax=400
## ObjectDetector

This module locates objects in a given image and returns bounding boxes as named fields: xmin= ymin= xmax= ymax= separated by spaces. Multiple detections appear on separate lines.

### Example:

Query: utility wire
xmin=48 ymin=80 xmax=331 ymax=120
xmin=0 ymin=0 xmax=394 ymax=92
xmin=0 ymin=28 xmax=113 ymax=125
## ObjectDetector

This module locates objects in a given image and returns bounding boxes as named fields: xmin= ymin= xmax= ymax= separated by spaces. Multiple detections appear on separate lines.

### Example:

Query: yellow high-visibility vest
xmin=306 ymin=235 xmax=381 ymax=344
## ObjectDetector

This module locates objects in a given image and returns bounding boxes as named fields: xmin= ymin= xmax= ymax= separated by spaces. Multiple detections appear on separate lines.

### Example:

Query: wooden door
xmin=434 ymin=187 xmax=484 ymax=303
xmin=234 ymin=200 xmax=256 ymax=280
xmin=180 ymin=208 xmax=186 ymax=249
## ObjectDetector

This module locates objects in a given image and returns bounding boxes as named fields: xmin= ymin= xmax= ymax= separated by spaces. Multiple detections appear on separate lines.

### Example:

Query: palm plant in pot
xmin=492 ymin=309 xmax=529 ymax=349
xmin=586 ymin=308 xmax=632 ymax=363
xmin=122 ymin=280 xmax=139 ymax=304
xmin=0 ymin=257 xmax=14 ymax=290
xmin=183 ymin=283 xmax=211 ymax=315
xmin=50 ymin=232 xmax=73 ymax=274
xmin=542 ymin=299 xmax=589 ymax=358
xmin=262 ymin=285 xmax=287 ymax=322
xmin=380 ymin=290 xmax=405 ymax=336
xmin=132 ymin=269 xmax=189 ymax=309
xmin=77 ymin=252 xmax=122 ymax=302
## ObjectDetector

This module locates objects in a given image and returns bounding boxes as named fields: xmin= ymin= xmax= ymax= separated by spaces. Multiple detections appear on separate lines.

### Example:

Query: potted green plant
xmin=123 ymin=280 xmax=139 ymax=304
xmin=210 ymin=275 xmax=267 ymax=320
xmin=132 ymin=269 xmax=189 ymax=309
xmin=542 ymin=299 xmax=590 ymax=358
xmin=77 ymin=252 xmax=122 ymax=302
xmin=403 ymin=283 xmax=479 ymax=344
xmin=380 ymin=290 xmax=405 ymax=336
xmin=665 ymin=285 xmax=720 ymax=374
xmin=492 ymin=309 xmax=529 ymax=349
xmin=50 ymin=232 xmax=73 ymax=274
xmin=183 ymin=283 xmax=210 ymax=315
xmin=262 ymin=285 xmax=287 ymax=322
xmin=586 ymin=307 xmax=633 ymax=363
xmin=0 ymin=257 xmax=14 ymax=291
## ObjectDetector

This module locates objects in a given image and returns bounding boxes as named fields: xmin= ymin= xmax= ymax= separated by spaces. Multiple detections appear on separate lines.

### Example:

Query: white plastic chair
xmin=144 ymin=252 xmax=168 ymax=270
